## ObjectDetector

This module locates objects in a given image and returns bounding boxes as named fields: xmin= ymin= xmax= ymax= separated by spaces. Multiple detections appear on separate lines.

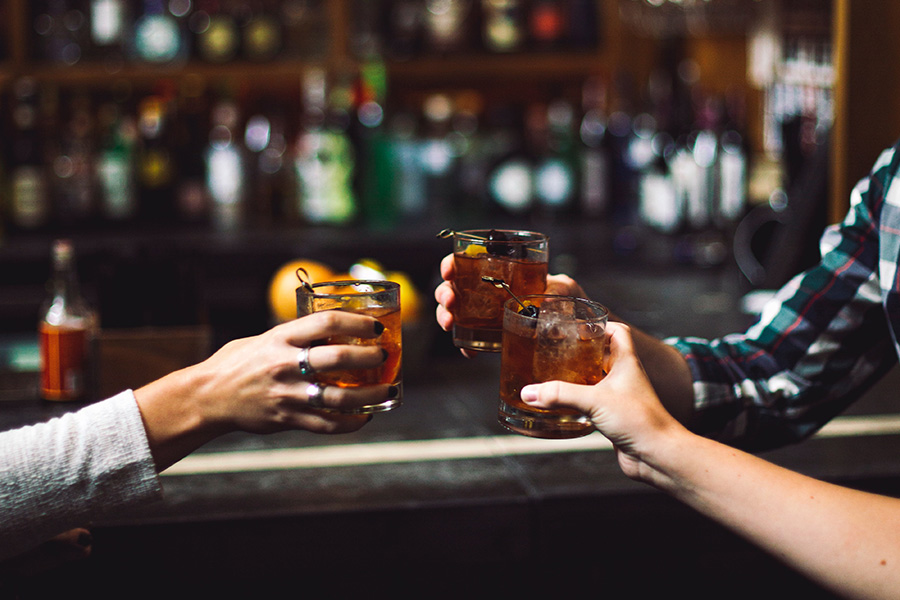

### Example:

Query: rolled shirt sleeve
xmin=668 ymin=142 xmax=900 ymax=451
xmin=0 ymin=390 xmax=162 ymax=559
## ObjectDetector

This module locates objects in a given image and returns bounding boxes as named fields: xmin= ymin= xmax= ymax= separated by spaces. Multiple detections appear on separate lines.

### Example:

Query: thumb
xmin=521 ymin=379 xmax=602 ymax=415
xmin=520 ymin=321 xmax=638 ymax=414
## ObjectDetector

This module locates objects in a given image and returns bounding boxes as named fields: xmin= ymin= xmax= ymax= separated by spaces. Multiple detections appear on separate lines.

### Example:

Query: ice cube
xmin=534 ymin=300 xmax=579 ymax=380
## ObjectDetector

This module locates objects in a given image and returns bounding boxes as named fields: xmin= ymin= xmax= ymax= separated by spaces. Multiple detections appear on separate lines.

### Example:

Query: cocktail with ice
xmin=498 ymin=295 xmax=608 ymax=439
xmin=444 ymin=229 xmax=548 ymax=352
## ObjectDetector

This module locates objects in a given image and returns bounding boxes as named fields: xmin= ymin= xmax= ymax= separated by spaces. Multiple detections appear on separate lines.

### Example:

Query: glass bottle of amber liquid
xmin=39 ymin=239 xmax=98 ymax=402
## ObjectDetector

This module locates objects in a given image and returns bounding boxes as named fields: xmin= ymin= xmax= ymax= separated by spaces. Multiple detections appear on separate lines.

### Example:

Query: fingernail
xmin=373 ymin=320 xmax=385 ymax=335
xmin=366 ymin=414 xmax=374 ymax=423
xmin=381 ymin=348 xmax=389 ymax=363
xmin=77 ymin=531 xmax=93 ymax=547
xmin=520 ymin=386 xmax=538 ymax=404
xmin=388 ymin=384 xmax=400 ymax=399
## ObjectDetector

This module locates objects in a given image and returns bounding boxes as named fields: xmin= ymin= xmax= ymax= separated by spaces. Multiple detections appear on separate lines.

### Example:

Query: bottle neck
xmin=44 ymin=248 xmax=90 ymax=326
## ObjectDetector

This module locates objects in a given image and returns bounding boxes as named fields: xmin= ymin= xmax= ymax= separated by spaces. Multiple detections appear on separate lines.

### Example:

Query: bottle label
xmin=40 ymin=323 xmax=90 ymax=401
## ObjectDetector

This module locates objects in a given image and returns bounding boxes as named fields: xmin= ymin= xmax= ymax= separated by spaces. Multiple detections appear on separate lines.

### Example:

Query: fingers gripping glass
xmin=296 ymin=279 xmax=402 ymax=414
xmin=498 ymin=295 xmax=608 ymax=439
xmin=439 ymin=229 xmax=548 ymax=352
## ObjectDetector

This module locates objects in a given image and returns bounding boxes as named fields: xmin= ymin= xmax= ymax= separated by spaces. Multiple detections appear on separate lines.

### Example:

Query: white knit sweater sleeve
xmin=0 ymin=390 xmax=163 ymax=559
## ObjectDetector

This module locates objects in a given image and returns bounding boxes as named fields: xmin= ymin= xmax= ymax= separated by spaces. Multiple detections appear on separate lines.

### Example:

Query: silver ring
xmin=297 ymin=347 xmax=315 ymax=377
xmin=305 ymin=382 xmax=326 ymax=408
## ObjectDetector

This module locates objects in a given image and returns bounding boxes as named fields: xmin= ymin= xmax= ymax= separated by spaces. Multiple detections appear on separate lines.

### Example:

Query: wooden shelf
xmin=4 ymin=59 xmax=329 ymax=87
xmin=387 ymin=52 xmax=608 ymax=83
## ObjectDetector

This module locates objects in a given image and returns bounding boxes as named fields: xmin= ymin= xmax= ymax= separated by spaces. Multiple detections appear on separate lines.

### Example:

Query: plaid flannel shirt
xmin=668 ymin=140 xmax=900 ymax=451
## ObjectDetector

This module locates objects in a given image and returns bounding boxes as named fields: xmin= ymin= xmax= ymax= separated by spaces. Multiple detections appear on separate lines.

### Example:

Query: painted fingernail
xmin=381 ymin=348 xmax=389 ymax=363
xmin=388 ymin=384 xmax=400 ymax=399
xmin=374 ymin=320 xmax=385 ymax=335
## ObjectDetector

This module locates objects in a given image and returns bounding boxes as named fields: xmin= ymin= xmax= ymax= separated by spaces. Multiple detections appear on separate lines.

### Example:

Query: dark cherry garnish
xmin=486 ymin=229 xmax=524 ymax=258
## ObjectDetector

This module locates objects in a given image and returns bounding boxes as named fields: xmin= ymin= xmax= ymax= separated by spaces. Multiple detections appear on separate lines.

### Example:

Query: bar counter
xmin=3 ymin=256 xmax=900 ymax=598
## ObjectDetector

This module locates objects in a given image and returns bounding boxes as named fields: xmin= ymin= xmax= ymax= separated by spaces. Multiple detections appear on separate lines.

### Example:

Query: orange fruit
xmin=268 ymin=259 xmax=335 ymax=323
xmin=386 ymin=270 xmax=422 ymax=324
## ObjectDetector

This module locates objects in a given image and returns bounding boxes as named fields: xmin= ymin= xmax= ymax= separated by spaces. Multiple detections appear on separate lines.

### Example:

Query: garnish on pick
xmin=482 ymin=276 xmax=539 ymax=317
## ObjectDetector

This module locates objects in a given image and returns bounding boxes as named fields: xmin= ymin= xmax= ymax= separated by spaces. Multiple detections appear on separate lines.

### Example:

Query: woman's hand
xmin=135 ymin=311 xmax=391 ymax=470
xmin=520 ymin=321 xmax=688 ymax=482
xmin=434 ymin=253 xmax=587 ymax=356
xmin=0 ymin=528 xmax=92 ymax=580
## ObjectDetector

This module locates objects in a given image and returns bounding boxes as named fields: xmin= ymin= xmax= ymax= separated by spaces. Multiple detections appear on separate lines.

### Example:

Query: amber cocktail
xmin=498 ymin=295 xmax=607 ymax=439
xmin=447 ymin=229 xmax=548 ymax=352
xmin=296 ymin=280 xmax=402 ymax=413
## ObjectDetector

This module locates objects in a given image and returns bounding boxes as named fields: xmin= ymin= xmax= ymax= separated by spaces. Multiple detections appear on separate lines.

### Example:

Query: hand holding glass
xmin=296 ymin=280 xmax=402 ymax=414
xmin=445 ymin=229 xmax=548 ymax=352
xmin=498 ymin=295 xmax=608 ymax=439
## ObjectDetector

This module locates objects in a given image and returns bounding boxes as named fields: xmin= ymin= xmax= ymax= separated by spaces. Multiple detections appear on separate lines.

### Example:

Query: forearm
xmin=647 ymin=430 xmax=900 ymax=599
xmin=0 ymin=393 xmax=161 ymax=559
xmin=133 ymin=363 xmax=223 ymax=472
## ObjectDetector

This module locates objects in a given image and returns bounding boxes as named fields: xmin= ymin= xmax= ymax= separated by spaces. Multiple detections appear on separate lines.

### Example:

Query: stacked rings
xmin=297 ymin=347 xmax=315 ymax=377
xmin=305 ymin=382 xmax=326 ymax=408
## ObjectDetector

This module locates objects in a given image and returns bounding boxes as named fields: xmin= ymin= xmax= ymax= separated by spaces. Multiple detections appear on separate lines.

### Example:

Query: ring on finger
xmin=297 ymin=347 xmax=316 ymax=377
xmin=305 ymin=382 xmax=326 ymax=408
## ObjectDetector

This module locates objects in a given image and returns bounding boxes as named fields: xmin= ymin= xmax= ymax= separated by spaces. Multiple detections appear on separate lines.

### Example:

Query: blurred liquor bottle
xmin=243 ymin=0 xmax=283 ymax=61
xmin=717 ymin=96 xmax=748 ymax=226
xmin=54 ymin=91 xmax=97 ymax=225
xmin=356 ymin=60 xmax=396 ymax=228
xmin=133 ymin=0 xmax=187 ymax=64
xmin=485 ymin=103 xmax=534 ymax=216
xmin=294 ymin=69 xmax=357 ymax=225
xmin=174 ymin=79 xmax=211 ymax=223
xmin=419 ymin=93 xmax=460 ymax=224
xmin=244 ymin=99 xmax=291 ymax=225
xmin=96 ymin=98 xmax=138 ymax=222
xmin=528 ymin=0 xmax=566 ymax=51
xmin=88 ymin=0 xmax=129 ymax=65
xmin=39 ymin=239 xmax=99 ymax=403
xmin=194 ymin=0 xmax=240 ymax=63
xmin=205 ymin=96 xmax=247 ymax=230
xmin=136 ymin=92 xmax=176 ymax=223
xmin=8 ymin=78 xmax=50 ymax=231
xmin=423 ymin=0 xmax=475 ymax=55
xmin=578 ymin=75 xmax=611 ymax=219
xmin=533 ymin=99 xmax=578 ymax=218
xmin=481 ymin=0 xmax=525 ymax=53
xmin=449 ymin=90 xmax=489 ymax=223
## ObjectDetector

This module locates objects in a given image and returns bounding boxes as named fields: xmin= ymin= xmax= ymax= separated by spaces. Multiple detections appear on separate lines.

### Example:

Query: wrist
xmin=632 ymin=422 xmax=701 ymax=491
xmin=133 ymin=365 xmax=222 ymax=471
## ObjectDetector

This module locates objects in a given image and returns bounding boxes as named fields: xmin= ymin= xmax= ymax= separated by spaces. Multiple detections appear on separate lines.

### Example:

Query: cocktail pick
xmin=482 ymin=276 xmax=539 ymax=317
xmin=295 ymin=268 xmax=315 ymax=293
xmin=436 ymin=229 xmax=487 ymax=240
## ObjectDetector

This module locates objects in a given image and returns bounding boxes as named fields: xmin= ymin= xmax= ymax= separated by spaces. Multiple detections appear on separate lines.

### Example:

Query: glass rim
xmin=503 ymin=294 xmax=609 ymax=320
xmin=453 ymin=229 xmax=548 ymax=243
xmin=297 ymin=279 xmax=400 ymax=298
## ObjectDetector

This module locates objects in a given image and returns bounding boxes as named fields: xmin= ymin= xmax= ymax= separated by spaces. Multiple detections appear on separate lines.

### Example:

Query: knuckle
xmin=541 ymin=381 xmax=562 ymax=404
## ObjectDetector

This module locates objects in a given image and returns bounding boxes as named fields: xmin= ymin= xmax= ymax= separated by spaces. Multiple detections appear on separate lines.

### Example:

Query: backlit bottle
xmin=40 ymin=239 xmax=98 ymax=402
xmin=9 ymin=78 xmax=50 ymax=231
